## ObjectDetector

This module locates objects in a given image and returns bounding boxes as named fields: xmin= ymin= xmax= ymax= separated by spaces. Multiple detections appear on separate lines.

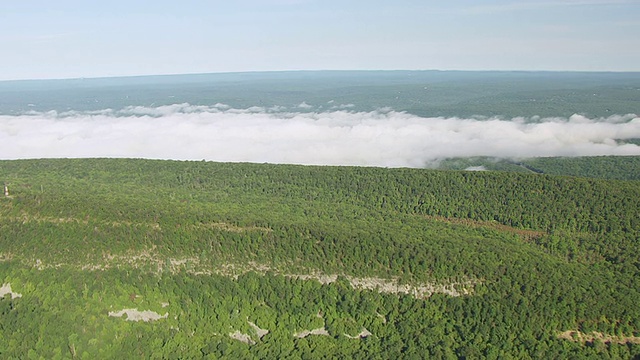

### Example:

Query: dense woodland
xmin=1 ymin=157 xmax=639 ymax=358
xmin=436 ymin=155 xmax=640 ymax=181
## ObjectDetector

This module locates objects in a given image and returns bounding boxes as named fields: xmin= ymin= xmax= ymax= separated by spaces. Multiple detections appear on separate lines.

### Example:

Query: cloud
xmin=1 ymin=104 xmax=639 ymax=167
xmin=330 ymin=103 xmax=355 ymax=110
xmin=464 ymin=0 xmax=638 ymax=14
xmin=464 ymin=166 xmax=487 ymax=172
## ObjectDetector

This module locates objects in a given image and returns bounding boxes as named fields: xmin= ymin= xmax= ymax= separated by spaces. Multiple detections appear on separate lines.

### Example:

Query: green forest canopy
xmin=0 ymin=157 xmax=639 ymax=358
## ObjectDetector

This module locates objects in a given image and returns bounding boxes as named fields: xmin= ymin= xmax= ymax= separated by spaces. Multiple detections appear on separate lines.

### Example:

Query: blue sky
xmin=1 ymin=0 xmax=638 ymax=80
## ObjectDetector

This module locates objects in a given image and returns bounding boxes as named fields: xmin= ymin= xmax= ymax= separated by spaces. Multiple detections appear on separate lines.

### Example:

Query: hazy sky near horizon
xmin=1 ymin=0 xmax=639 ymax=80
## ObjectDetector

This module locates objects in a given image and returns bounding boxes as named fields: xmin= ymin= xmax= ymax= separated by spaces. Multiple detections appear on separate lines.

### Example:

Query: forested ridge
xmin=436 ymin=155 xmax=640 ymax=181
xmin=1 ymin=158 xmax=639 ymax=358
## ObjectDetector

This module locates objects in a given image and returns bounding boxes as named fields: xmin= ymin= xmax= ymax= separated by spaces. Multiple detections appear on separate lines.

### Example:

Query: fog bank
xmin=1 ymin=104 xmax=639 ymax=167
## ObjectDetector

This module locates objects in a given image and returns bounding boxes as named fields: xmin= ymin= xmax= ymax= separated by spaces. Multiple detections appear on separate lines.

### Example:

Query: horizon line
xmin=2 ymin=68 xmax=640 ymax=83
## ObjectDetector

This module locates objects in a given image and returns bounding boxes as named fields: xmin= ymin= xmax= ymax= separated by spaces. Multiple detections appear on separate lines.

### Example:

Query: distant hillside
xmin=0 ymin=158 xmax=638 ymax=358
xmin=1 ymin=70 xmax=639 ymax=118
xmin=436 ymin=155 xmax=640 ymax=181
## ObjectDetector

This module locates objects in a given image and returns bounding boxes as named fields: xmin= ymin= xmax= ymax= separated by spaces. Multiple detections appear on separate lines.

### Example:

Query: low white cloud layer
xmin=1 ymin=104 xmax=639 ymax=167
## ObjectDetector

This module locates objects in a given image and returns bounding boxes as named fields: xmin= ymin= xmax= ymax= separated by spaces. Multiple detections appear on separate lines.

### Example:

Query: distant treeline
xmin=2 ymin=70 xmax=639 ymax=118
xmin=436 ymin=155 xmax=640 ymax=181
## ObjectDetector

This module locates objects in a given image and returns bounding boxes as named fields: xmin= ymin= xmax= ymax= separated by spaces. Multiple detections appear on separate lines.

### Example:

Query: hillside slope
xmin=1 ymin=158 xmax=639 ymax=358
